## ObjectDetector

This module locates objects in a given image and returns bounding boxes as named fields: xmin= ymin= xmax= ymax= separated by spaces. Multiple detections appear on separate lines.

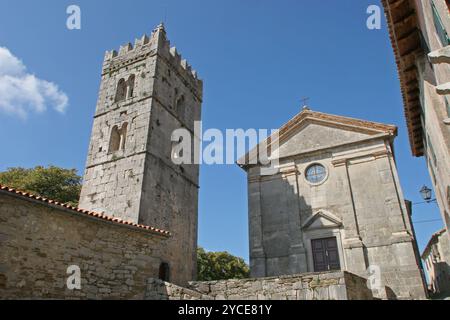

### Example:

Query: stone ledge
xmin=436 ymin=82 xmax=450 ymax=95
xmin=428 ymin=45 xmax=450 ymax=64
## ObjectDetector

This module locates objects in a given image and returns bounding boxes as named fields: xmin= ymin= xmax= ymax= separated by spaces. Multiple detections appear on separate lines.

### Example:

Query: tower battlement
xmin=102 ymin=24 xmax=202 ymax=89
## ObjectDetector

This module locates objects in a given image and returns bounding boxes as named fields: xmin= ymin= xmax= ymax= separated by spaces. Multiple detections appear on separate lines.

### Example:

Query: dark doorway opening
xmin=159 ymin=262 xmax=170 ymax=282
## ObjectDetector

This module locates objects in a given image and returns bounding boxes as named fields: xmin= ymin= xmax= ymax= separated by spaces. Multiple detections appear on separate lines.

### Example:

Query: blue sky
xmin=0 ymin=0 xmax=443 ymax=261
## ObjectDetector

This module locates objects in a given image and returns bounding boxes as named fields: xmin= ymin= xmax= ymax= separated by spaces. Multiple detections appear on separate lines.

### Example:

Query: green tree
xmin=197 ymin=247 xmax=250 ymax=281
xmin=0 ymin=166 xmax=82 ymax=206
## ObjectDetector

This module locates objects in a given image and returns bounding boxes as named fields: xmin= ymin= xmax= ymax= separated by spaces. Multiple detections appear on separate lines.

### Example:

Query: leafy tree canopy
xmin=0 ymin=166 xmax=82 ymax=206
xmin=197 ymin=247 xmax=250 ymax=281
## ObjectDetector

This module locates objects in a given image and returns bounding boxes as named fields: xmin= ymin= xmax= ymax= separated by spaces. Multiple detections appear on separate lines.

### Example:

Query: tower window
xmin=115 ymin=78 xmax=127 ymax=102
xmin=127 ymin=74 xmax=135 ymax=98
xmin=172 ymin=88 xmax=179 ymax=109
xmin=108 ymin=122 xmax=128 ymax=153
xmin=159 ymin=262 xmax=170 ymax=282
xmin=115 ymin=75 xmax=136 ymax=102
xmin=176 ymin=95 xmax=185 ymax=115
xmin=109 ymin=126 xmax=120 ymax=152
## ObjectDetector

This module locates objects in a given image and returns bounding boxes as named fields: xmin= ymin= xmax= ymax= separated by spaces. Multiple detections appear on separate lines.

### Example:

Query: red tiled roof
xmin=381 ymin=0 xmax=425 ymax=156
xmin=421 ymin=228 xmax=446 ymax=259
xmin=0 ymin=184 xmax=171 ymax=237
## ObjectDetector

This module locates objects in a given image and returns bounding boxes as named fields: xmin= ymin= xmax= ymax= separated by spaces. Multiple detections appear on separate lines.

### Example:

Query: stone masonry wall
xmin=138 ymin=25 xmax=202 ymax=286
xmin=413 ymin=0 xmax=450 ymax=245
xmin=79 ymin=24 xmax=202 ymax=286
xmin=184 ymin=272 xmax=374 ymax=300
xmin=0 ymin=192 xmax=167 ymax=299
xmin=145 ymin=278 xmax=213 ymax=300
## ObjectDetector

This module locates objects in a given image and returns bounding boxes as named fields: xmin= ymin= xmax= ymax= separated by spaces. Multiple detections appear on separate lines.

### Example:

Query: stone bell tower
xmin=79 ymin=24 xmax=203 ymax=285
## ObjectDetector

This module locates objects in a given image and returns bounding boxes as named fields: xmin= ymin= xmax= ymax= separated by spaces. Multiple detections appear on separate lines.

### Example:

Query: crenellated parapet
xmin=102 ymin=23 xmax=202 ymax=91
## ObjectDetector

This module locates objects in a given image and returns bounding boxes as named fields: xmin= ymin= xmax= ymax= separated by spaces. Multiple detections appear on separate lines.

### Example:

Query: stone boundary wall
xmin=146 ymin=271 xmax=374 ymax=300
xmin=188 ymin=271 xmax=374 ymax=300
xmin=0 ymin=192 xmax=167 ymax=299
xmin=145 ymin=278 xmax=213 ymax=300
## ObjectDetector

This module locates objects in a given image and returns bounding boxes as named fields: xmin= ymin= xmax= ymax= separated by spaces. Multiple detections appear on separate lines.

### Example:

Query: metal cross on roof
xmin=300 ymin=97 xmax=310 ymax=109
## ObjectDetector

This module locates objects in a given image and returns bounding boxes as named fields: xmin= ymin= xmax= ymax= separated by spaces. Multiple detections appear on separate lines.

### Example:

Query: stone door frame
xmin=303 ymin=227 xmax=346 ymax=273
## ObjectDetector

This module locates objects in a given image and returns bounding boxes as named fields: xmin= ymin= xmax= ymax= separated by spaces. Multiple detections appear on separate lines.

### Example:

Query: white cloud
xmin=0 ymin=47 xmax=69 ymax=118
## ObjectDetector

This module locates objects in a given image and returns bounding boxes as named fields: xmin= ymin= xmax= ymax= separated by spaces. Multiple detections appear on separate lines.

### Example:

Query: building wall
xmin=414 ymin=0 xmax=450 ymax=241
xmin=78 ymin=33 xmax=158 ymax=223
xmin=0 ymin=192 xmax=166 ymax=299
xmin=438 ymin=229 xmax=450 ymax=268
xmin=246 ymin=123 xmax=427 ymax=299
xmin=139 ymin=32 xmax=202 ymax=284
xmin=423 ymin=229 xmax=450 ymax=295
xmin=79 ymin=25 xmax=203 ymax=286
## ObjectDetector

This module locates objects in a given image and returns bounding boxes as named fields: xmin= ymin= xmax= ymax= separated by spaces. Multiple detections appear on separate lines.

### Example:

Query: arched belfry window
xmin=159 ymin=262 xmax=170 ymax=282
xmin=109 ymin=125 xmax=121 ymax=152
xmin=115 ymin=78 xmax=127 ymax=102
xmin=108 ymin=122 xmax=128 ymax=153
xmin=127 ymin=74 xmax=135 ymax=98
xmin=176 ymin=95 xmax=185 ymax=114
xmin=115 ymin=75 xmax=135 ymax=102
xmin=119 ymin=122 xmax=128 ymax=150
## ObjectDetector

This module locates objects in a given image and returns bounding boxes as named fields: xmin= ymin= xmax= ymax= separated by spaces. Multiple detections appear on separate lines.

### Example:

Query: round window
xmin=305 ymin=164 xmax=327 ymax=184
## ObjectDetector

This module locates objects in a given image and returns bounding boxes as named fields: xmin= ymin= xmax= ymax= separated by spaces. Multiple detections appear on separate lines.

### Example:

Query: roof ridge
xmin=0 ymin=184 xmax=171 ymax=237
xmin=238 ymin=109 xmax=398 ymax=167
xmin=421 ymin=228 xmax=447 ymax=258
xmin=280 ymin=109 xmax=397 ymax=136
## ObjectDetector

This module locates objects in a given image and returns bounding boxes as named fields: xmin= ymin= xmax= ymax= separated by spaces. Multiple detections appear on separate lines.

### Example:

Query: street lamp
xmin=419 ymin=185 xmax=436 ymax=203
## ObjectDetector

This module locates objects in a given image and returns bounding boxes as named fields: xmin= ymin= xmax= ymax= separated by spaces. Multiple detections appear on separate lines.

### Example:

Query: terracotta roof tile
xmin=0 ymin=184 xmax=171 ymax=237
xmin=381 ymin=0 xmax=425 ymax=156
xmin=421 ymin=228 xmax=447 ymax=259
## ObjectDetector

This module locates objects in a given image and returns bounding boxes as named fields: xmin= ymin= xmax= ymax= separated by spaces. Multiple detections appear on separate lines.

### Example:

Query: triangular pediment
xmin=276 ymin=120 xmax=378 ymax=158
xmin=301 ymin=210 xmax=342 ymax=230
xmin=238 ymin=109 xmax=397 ymax=167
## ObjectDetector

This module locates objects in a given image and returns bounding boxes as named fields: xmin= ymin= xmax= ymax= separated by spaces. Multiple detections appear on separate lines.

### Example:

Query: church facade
xmin=239 ymin=108 xmax=427 ymax=299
